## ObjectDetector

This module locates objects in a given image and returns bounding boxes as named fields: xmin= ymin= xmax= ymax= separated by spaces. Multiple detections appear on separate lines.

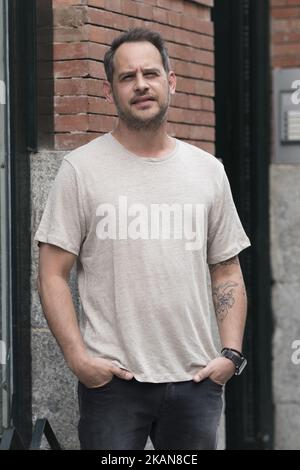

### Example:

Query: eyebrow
xmin=118 ymin=68 xmax=161 ymax=79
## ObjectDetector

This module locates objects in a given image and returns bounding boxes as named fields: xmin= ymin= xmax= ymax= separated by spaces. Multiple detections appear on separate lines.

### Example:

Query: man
xmin=35 ymin=28 xmax=250 ymax=450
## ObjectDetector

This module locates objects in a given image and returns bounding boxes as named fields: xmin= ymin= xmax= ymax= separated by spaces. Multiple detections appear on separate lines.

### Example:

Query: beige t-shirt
xmin=34 ymin=133 xmax=251 ymax=383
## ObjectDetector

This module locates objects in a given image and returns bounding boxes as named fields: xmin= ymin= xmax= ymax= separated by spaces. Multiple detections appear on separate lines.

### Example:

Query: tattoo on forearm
xmin=209 ymin=256 xmax=239 ymax=274
xmin=212 ymin=281 xmax=238 ymax=321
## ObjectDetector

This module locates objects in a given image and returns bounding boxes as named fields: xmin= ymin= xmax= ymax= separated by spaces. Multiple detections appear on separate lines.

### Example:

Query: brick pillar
xmin=271 ymin=0 xmax=300 ymax=68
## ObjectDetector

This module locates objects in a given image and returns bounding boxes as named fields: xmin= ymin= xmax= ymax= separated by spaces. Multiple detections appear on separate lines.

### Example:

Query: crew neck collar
xmin=107 ymin=132 xmax=179 ymax=164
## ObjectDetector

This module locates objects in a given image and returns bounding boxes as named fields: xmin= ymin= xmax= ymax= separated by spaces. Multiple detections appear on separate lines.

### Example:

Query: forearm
xmin=37 ymin=274 xmax=87 ymax=370
xmin=210 ymin=256 xmax=247 ymax=351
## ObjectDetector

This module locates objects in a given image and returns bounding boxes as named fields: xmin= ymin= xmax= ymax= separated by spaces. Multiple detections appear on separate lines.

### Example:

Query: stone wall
xmin=31 ymin=150 xmax=81 ymax=448
xmin=270 ymin=166 xmax=300 ymax=450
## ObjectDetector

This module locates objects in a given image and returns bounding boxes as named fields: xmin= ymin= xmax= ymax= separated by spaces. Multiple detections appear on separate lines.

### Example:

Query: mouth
xmin=131 ymin=96 xmax=156 ymax=105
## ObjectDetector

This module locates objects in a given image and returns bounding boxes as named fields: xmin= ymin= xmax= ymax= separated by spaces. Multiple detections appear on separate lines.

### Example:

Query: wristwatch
xmin=221 ymin=347 xmax=247 ymax=375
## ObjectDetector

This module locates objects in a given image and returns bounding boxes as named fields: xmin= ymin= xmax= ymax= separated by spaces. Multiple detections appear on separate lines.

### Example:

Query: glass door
xmin=0 ymin=0 xmax=12 ymax=436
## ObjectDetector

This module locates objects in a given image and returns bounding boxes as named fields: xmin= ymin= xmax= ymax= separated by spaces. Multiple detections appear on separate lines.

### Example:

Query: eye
xmin=122 ymin=75 xmax=133 ymax=81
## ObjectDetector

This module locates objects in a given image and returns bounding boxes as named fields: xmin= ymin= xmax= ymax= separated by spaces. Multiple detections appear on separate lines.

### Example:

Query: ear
xmin=168 ymin=71 xmax=176 ymax=95
xmin=103 ymin=80 xmax=114 ymax=103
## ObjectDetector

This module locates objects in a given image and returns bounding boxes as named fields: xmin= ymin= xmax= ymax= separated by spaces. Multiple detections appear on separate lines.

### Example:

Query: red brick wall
xmin=271 ymin=0 xmax=300 ymax=69
xmin=52 ymin=0 xmax=215 ymax=153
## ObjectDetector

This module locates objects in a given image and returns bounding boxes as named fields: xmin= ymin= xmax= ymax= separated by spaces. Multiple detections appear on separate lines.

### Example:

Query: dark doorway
xmin=213 ymin=0 xmax=273 ymax=449
xmin=7 ymin=0 xmax=37 ymax=446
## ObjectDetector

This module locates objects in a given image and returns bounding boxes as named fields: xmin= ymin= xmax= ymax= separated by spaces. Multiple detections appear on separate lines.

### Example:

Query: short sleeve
xmin=34 ymin=159 xmax=86 ymax=256
xmin=207 ymin=167 xmax=251 ymax=264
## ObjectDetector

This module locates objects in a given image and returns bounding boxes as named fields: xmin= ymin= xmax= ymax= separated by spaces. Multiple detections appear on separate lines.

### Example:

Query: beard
xmin=112 ymin=90 xmax=170 ymax=131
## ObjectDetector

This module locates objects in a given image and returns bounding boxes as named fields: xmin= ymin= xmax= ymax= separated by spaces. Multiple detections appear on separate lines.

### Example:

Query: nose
xmin=133 ymin=73 xmax=149 ymax=93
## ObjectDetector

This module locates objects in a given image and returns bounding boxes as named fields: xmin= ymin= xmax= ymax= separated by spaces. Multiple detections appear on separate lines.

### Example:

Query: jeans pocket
xmin=81 ymin=375 xmax=115 ymax=392
xmin=206 ymin=377 xmax=224 ymax=390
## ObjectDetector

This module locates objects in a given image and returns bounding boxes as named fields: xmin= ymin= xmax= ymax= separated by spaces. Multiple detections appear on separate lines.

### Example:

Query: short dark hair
xmin=104 ymin=28 xmax=170 ymax=84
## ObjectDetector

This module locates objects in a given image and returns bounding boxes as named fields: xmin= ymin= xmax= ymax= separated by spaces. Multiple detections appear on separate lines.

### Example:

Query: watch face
xmin=236 ymin=358 xmax=247 ymax=375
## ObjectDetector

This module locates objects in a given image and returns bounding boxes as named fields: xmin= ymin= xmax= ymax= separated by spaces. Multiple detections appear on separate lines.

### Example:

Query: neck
xmin=111 ymin=120 xmax=174 ymax=158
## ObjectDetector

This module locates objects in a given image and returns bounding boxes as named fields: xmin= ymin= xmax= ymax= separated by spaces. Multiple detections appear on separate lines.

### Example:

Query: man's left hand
xmin=192 ymin=356 xmax=236 ymax=385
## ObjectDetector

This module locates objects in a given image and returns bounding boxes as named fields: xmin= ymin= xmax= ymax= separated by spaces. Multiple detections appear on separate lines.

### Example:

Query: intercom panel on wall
xmin=273 ymin=68 xmax=300 ymax=164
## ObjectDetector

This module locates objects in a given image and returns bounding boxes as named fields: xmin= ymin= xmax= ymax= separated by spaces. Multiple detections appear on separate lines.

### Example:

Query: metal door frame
xmin=0 ymin=0 xmax=13 ymax=436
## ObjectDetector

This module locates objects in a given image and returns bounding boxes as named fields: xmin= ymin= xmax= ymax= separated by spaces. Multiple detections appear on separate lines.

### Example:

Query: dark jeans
xmin=78 ymin=376 xmax=223 ymax=450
